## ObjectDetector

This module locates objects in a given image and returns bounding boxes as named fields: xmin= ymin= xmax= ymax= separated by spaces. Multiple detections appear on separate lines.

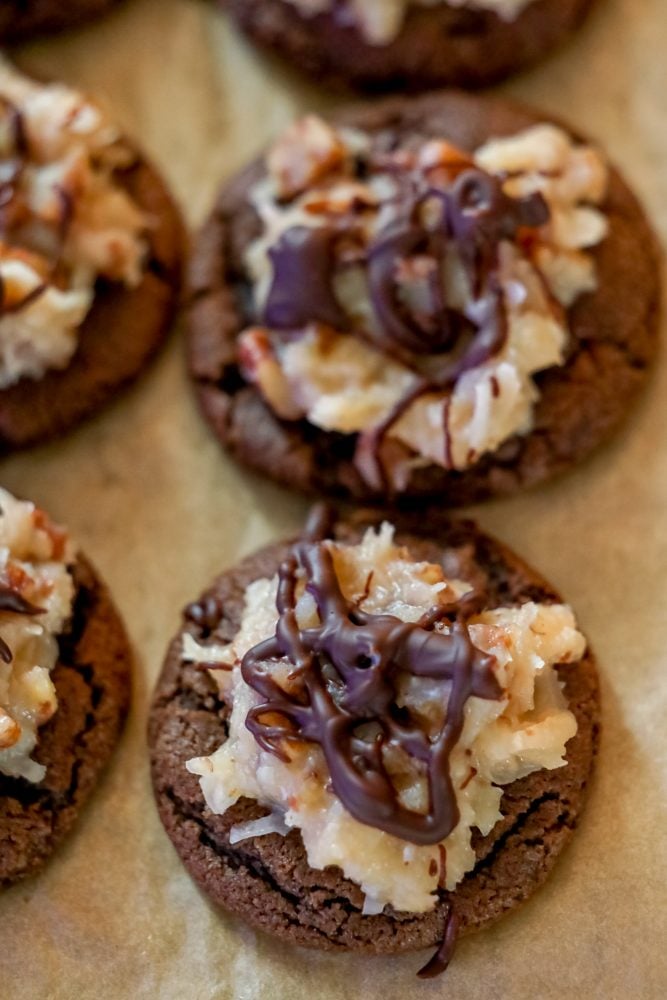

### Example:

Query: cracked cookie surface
xmin=148 ymin=516 xmax=599 ymax=956
xmin=0 ymin=153 xmax=183 ymax=452
xmin=0 ymin=556 xmax=132 ymax=885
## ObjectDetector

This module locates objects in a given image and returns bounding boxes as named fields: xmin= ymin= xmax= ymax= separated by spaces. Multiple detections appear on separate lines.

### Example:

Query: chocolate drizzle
xmin=366 ymin=220 xmax=455 ymax=355
xmin=0 ymin=96 xmax=77 ymax=316
xmin=263 ymin=225 xmax=346 ymax=332
xmin=257 ymin=150 xmax=549 ymax=488
xmin=241 ymin=521 xmax=501 ymax=847
xmin=447 ymin=168 xmax=549 ymax=293
xmin=0 ymin=582 xmax=44 ymax=664
xmin=353 ymin=377 xmax=432 ymax=493
xmin=0 ymin=96 xmax=27 ymax=157
xmin=364 ymin=167 xmax=548 ymax=364
xmin=0 ymin=98 xmax=26 ymax=240
xmin=261 ymin=166 xmax=547 ymax=375
xmin=417 ymin=908 xmax=459 ymax=979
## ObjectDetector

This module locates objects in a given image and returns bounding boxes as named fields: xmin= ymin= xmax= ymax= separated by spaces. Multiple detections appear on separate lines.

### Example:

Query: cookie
xmin=221 ymin=0 xmax=596 ymax=91
xmin=187 ymin=93 xmax=660 ymax=508
xmin=0 ymin=61 xmax=183 ymax=452
xmin=0 ymin=0 xmax=121 ymax=42
xmin=149 ymin=508 xmax=599 ymax=975
xmin=0 ymin=493 xmax=131 ymax=885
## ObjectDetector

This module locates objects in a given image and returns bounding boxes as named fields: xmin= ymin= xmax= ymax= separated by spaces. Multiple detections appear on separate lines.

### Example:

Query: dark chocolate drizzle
xmin=417 ymin=908 xmax=459 ymax=979
xmin=447 ymin=168 xmax=548 ymax=293
xmin=263 ymin=225 xmax=346 ymax=332
xmin=0 ymin=98 xmax=26 ymax=244
xmin=353 ymin=377 xmax=431 ymax=493
xmin=261 ymin=167 xmax=547 ymax=376
xmin=241 ymin=522 xmax=501 ymax=847
xmin=0 ymin=97 xmax=78 ymax=312
xmin=363 ymin=167 xmax=548 ymax=364
xmin=257 ymin=154 xmax=548 ymax=488
xmin=366 ymin=220 xmax=454 ymax=355
xmin=0 ymin=582 xmax=44 ymax=664
xmin=302 ymin=500 xmax=337 ymax=542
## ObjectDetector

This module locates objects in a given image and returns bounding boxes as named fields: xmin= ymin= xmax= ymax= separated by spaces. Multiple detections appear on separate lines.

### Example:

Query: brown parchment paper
xmin=1 ymin=0 xmax=666 ymax=996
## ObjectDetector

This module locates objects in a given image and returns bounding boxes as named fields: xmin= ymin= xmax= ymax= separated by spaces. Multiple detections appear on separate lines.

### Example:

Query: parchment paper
xmin=1 ymin=0 xmax=666 ymax=996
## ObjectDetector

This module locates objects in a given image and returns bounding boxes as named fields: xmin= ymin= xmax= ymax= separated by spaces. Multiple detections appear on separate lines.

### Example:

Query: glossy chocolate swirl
xmin=366 ymin=169 xmax=547 ymax=364
xmin=418 ymin=907 xmax=459 ymax=979
xmin=261 ymin=166 xmax=548 ymax=381
xmin=264 ymin=225 xmax=346 ymax=332
xmin=241 ymin=529 xmax=502 ymax=846
xmin=258 ymin=161 xmax=548 ymax=489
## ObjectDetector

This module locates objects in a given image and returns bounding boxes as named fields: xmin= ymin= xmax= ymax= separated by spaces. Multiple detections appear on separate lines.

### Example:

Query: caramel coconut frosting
xmin=238 ymin=114 xmax=609 ymax=491
xmin=0 ymin=488 xmax=75 ymax=784
xmin=0 ymin=60 xmax=149 ymax=389
xmin=186 ymin=513 xmax=585 ymax=971
xmin=285 ymin=0 xmax=538 ymax=45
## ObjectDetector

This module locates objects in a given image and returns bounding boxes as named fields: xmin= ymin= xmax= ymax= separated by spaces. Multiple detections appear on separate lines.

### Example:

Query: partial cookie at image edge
xmin=0 ymin=555 xmax=132 ymax=886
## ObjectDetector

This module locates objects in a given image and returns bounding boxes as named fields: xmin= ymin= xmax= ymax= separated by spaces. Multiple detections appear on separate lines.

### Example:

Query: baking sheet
xmin=1 ymin=0 xmax=666 ymax=996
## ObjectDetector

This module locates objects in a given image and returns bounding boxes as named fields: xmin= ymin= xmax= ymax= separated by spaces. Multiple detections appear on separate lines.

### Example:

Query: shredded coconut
xmin=0 ymin=59 xmax=149 ymax=388
xmin=0 ymin=488 xmax=76 ymax=783
xmin=229 ymin=811 xmax=291 ymax=845
xmin=240 ymin=116 xmax=608 ymax=477
xmin=186 ymin=525 xmax=585 ymax=913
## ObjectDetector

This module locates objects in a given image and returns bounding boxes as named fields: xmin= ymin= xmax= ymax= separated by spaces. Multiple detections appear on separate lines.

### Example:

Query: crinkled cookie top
xmin=0 ymin=59 xmax=149 ymax=389
xmin=0 ymin=487 xmax=76 ymax=784
xmin=186 ymin=519 xmax=585 ymax=917
xmin=239 ymin=114 xmax=608 ymax=490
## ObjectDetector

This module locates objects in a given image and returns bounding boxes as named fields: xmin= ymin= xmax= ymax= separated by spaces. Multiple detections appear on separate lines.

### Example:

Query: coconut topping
xmin=285 ymin=0 xmax=538 ymax=46
xmin=239 ymin=115 xmax=608 ymax=489
xmin=186 ymin=517 xmax=585 ymax=922
xmin=0 ymin=59 xmax=149 ymax=388
xmin=0 ymin=488 xmax=76 ymax=784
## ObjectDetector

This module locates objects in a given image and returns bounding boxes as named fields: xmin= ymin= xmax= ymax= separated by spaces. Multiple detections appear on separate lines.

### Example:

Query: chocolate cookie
xmin=187 ymin=93 xmax=660 ymax=508
xmin=0 ymin=156 xmax=183 ymax=451
xmin=149 ymin=512 xmax=599 ymax=971
xmin=222 ymin=0 xmax=596 ymax=91
xmin=0 ymin=556 xmax=131 ymax=885
xmin=0 ymin=0 xmax=121 ymax=42
xmin=0 ymin=63 xmax=184 ymax=452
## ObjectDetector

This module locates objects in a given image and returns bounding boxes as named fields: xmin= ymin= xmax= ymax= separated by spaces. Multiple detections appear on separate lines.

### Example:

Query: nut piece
xmin=0 ymin=707 xmax=20 ymax=749
xmin=238 ymin=327 xmax=303 ymax=420
xmin=418 ymin=139 xmax=474 ymax=172
xmin=268 ymin=115 xmax=346 ymax=200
